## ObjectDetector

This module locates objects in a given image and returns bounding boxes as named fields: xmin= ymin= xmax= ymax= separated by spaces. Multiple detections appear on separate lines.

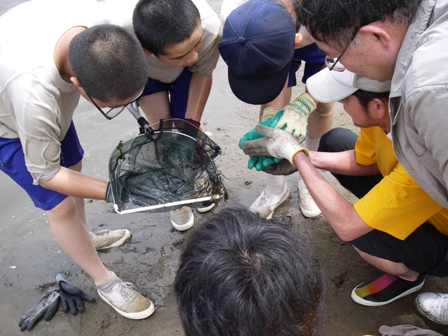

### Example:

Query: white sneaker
xmin=415 ymin=292 xmax=448 ymax=325
xmin=298 ymin=178 xmax=321 ymax=218
xmin=196 ymin=201 xmax=215 ymax=213
xmin=97 ymin=272 xmax=154 ymax=320
xmin=91 ymin=229 xmax=131 ymax=251
xmin=170 ymin=206 xmax=194 ymax=231
xmin=249 ymin=184 xmax=290 ymax=220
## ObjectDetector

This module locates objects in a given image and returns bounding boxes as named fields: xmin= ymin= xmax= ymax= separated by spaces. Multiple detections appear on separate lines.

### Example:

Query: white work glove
xmin=241 ymin=125 xmax=309 ymax=165
xmin=268 ymin=92 xmax=316 ymax=143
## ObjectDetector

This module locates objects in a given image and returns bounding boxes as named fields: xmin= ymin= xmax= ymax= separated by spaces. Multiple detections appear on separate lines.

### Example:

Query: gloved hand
xmin=239 ymin=118 xmax=272 ymax=149
xmin=261 ymin=159 xmax=298 ymax=176
xmin=18 ymin=290 xmax=60 ymax=331
xmin=105 ymin=182 xmax=113 ymax=203
xmin=268 ymin=92 xmax=316 ymax=143
xmin=241 ymin=125 xmax=309 ymax=165
xmin=239 ymin=118 xmax=275 ymax=170
xmin=56 ymin=273 xmax=95 ymax=315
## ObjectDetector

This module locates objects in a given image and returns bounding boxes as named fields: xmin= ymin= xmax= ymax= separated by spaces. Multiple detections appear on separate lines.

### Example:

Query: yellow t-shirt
xmin=353 ymin=127 xmax=448 ymax=240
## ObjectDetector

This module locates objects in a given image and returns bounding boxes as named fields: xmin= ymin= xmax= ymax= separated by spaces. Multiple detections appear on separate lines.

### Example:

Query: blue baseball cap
xmin=219 ymin=0 xmax=296 ymax=105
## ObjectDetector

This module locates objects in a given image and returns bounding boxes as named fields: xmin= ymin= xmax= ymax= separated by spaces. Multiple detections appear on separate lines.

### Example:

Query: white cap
xmin=306 ymin=68 xmax=391 ymax=103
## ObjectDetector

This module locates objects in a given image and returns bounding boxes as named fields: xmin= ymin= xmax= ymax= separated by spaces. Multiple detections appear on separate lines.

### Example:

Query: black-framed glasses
xmin=85 ymin=89 xmax=144 ymax=120
xmin=325 ymin=29 xmax=359 ymax=72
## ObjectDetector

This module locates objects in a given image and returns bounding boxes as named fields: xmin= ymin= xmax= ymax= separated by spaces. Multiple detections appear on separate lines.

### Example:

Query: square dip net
xmin=108 ymin=118 xmax=226 ymax=214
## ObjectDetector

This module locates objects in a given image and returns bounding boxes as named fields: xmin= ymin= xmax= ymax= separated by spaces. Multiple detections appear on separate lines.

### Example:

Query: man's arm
xmin=184 ymin=72 xmax=212 ymax=124
xmin=310 ymin=149 xmax=380 ymax=176
xmin=293 ymin=151 xmax=372 ymax=241
xmin=241 ymin=125 xmax=374 ymax=241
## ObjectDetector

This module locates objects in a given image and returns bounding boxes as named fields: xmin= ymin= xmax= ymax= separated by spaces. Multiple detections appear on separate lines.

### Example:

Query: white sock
xmin=266 ymin=174 xmax=286 ymax=195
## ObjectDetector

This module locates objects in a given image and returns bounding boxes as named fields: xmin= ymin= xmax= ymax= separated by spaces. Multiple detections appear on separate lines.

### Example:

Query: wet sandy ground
xmin=2 ymin=1 xmax=448 ymax=335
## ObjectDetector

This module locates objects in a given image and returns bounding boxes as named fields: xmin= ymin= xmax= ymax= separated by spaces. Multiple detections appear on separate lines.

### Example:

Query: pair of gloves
xmin=239 ymin=93 xmax=316 ymax=175
xmin=18 ymin=273 xmax=95 ymax=331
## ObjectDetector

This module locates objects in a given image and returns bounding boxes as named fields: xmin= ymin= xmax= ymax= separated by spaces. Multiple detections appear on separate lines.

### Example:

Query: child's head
xmin=133 ymin=0 xmax=202 ymax=66
xmin=69 ymin=24 xmax=147 ymax=102
xmin=175 ymin=204 xmax=325 ymax=336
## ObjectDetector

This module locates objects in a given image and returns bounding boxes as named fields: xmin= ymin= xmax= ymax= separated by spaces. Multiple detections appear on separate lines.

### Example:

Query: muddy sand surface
xmin=1 ymin=1 xmax=448 ymax=335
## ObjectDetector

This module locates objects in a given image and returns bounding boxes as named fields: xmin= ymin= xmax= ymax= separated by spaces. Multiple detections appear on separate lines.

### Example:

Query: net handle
xmin=126 ymin=102 xmax=154 ymax=135
xmin=113 ymin=194 xmax=224 ymax=214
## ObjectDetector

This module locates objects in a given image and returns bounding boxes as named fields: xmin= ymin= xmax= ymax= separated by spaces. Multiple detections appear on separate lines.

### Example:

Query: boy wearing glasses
xmin=241 ymin=68 xmax=448 ymax=309
xmin=0 ymin=0 xmax=153 ymax=320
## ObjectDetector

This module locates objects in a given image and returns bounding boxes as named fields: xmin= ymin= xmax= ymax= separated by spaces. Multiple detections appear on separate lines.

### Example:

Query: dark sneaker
xmin=91 ymin=229 xmax=131 ymax=251
xmin=196 ymin=201 xmax=215 ymax=213
xmin=351 ymin=273 xmax=425 ymax=306
xmin=415 ymin=292 xmax=448 ymax=325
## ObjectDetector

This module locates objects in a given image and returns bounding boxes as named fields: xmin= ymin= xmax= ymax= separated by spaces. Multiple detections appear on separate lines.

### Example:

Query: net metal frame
xmin=108 ymin=118 xmax=225 ymax=214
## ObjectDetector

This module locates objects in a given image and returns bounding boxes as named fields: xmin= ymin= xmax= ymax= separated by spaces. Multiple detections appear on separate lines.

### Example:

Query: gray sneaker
xmin=91 ymin=229 xmax=131 ymax=251
xmin=170 ymin=206 xmax=194 ymax=231
xmin=97 ymin=272 xmax=154 ymax=320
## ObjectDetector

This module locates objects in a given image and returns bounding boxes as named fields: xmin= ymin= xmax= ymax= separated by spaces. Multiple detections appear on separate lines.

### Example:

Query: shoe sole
xmin=97 ymin=290 xmax=155 ymax=320
xmin=170 ymin=212 xmax=194 ymax=231
xmin=196 ymin=202 xmax=215 ymax=213
xmin=351 ymin=278 xmax=425 ymax=307
xmin=96 ymin=230 xmax=132 ymax=251
xmin=300 ymin=206 xmax=321 ymax=218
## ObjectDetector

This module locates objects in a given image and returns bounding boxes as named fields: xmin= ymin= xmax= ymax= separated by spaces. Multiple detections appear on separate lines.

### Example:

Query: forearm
xmin=40 ymin=167 xmax=108 ymax=200
xmin=185 ymin=72 xmax=212 ymax=122
xmin=309 ymin=150 xmax=380 ymax=176
xmin=293 ymin=151 xmax=372 ymax=241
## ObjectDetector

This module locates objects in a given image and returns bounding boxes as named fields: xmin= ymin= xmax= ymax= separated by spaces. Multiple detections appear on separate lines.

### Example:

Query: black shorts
xmin=351 ymin=223 xmax=448 ymax=277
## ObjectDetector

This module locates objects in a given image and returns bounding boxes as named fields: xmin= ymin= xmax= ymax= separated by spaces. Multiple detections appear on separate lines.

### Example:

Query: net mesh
xmin=108 ymin=119 xmax=226 ymax=214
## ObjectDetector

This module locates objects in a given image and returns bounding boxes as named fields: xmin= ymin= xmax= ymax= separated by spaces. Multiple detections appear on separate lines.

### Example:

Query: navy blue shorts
xmin=0 ymin=122 xmax=84 ymax=211
xmin=141 ymin=67 xmax=193 ymax=119
xmin=288 ymin=43 xmax=325 ymax=87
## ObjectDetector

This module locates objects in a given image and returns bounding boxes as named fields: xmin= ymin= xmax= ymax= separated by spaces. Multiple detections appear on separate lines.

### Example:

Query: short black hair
xmin=297 ymin=0 xmax=421 ymax=48
xmin=352 ymin=89 xmax=390 ymax=112
xmin=133 ymin=0 xmax=200 ymax=56
xmin=69 ymin=24 xmax=147 ymax=101
xmin=175 ymin=204 xmax=325 ymax=336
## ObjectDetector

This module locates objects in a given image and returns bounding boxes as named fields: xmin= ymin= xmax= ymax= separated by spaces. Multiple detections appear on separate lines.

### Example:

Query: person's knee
xmin=318 ymin=127 xmax=355 ymax=152
xmin=46 ymin=196 xmax=77 ymax=219
xmin=314 ymin=102 xmax=333 ymax=118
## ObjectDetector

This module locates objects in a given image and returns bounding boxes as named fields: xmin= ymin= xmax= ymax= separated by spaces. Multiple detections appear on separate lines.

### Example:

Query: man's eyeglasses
xmin=324 ymin=30 xmax=358 ymax=72
xmin=85 ymin=89 xmax=144 ymax=120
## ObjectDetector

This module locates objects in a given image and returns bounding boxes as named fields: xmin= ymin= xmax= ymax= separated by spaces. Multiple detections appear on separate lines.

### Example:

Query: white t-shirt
xmin=0 ymin=0 xmax=97 ymax=183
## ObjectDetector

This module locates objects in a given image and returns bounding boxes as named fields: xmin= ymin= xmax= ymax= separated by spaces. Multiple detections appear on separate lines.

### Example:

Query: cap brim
xmin=306 ymin=68 xmax=357 ymax=104
xmin=227 ymin=61 xmax=291 ymax=105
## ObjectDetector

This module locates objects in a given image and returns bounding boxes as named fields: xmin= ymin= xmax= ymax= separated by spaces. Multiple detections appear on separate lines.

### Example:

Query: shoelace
xmin=115 ymin=281 xmax=136 ymax=302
